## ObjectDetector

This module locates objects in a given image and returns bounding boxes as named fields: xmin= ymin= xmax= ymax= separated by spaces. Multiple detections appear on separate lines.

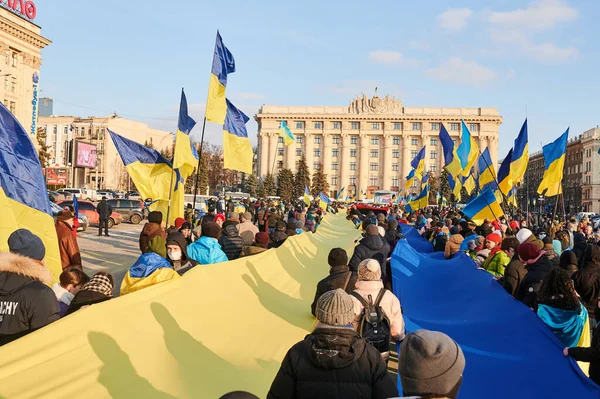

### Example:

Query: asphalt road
xmin=78 ymin=220 xmax=145 ymax=297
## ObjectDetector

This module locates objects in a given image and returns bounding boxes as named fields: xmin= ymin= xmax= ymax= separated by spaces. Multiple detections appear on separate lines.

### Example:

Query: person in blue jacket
xmin=187 ymin=221 xmax=229 ymax=265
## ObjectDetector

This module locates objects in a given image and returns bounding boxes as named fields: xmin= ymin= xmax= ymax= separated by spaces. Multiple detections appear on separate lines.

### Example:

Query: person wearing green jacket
xmin=483 ymin=233 xmax=512 ymax=277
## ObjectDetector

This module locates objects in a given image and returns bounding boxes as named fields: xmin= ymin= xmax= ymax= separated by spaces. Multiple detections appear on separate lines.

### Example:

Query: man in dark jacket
xmin=139 ymin=211 xmax=167 ymax=254
xmin=166 ymin=232 xmax=198 ymax=275
xmin=348 ymin=225 xmax=390 ymax=279
xmin=268 ymin=289 xmax=398 ymax=399
xmin=96 ymin=196 xmax=113 ymax=237
xmin=0 ymin=230 xmax=60 ymax=346
xmin=476 ymin=218 xmax=493 ymax=239
xmin=269 ymin=221 xmax=288 ymax=249
xmin=384 ymin=219 xmax=401 ymax=254
xmin=310 ymin=248 xmax=357 ymax=316
xmin=501 ymin=237 xmax=525 ymax=297
xmin=572 ymin=245 xmax=600 ymax=328
xmin=516 ymin=242 xmax=555 ymax=309
xmin=572 ymin=232 xmax=588 ymax=266
xmin=218 ymin=224 xmax=244 ymax=260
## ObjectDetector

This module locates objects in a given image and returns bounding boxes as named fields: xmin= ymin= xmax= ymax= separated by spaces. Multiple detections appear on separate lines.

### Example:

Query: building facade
xmin=38 ymin=96 xmax=52 ymax=116
xmin=255 ymin=93 xmax=502 ymax=199
xmin=0 ymin=5 xmax=50 ymax=135
xmin=519 ymin=127 xmax=600 ymax=215
xmin=38 ymin=115 xmax=172 ymax=190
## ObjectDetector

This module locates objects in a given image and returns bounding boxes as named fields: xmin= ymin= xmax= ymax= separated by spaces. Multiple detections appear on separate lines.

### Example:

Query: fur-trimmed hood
xmin=0 ymin=252 xmax=52 ymax=295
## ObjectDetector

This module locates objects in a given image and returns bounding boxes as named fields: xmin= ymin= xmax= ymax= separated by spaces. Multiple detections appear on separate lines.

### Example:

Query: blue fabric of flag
xmin=439 ymin=124 xmax=454 ymax=164
xmin=542 ymin=129 xmax=569 ymax=168
xmin=73 ymin=194 xmax=79 ymax=216
xmin=390 ymin=238 xmax=600 ymax=398
xmin=110 ymin=130 xmax=171 ymax=166
xmin=178 ymin=88 xmax=196 ymax=135
xmin=537 ymin=304 xmax=588 ymax=348
xmin=211 ymin=30 xmax=236 ymax=86
xmin=129 ymin=252 xmax=173 ymax=278
xmin=224 ymin=99 xmax=250 ymax=138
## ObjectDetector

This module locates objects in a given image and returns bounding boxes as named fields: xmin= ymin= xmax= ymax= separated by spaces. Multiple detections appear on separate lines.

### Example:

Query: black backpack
xmin=350 ymin=289 xmax=391 ymax=353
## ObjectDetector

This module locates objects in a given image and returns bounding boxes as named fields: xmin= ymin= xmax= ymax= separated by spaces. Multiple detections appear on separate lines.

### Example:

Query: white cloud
xmin=368 ymin=50 xmax=422 ymax=67
xmin=525 ymin=42 xmax=579 ymax=63
xmin=487 ymin=0 xmax=578 ymax=31
xmin=426 ymin=57 xmax=498 ymax=87
xmin=437 ymin=8 xmax=473 ymax=31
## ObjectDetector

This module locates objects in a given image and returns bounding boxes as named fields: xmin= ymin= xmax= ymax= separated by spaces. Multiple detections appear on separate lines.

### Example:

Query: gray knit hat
xmin=315 ymin=289 xmax=355 ymax=326
xmin=8 ymin=229 xmax=46 ymax=261
xmin=358 ymin=259 xmax=381 ymax=281
xmin=399 ymin=330 xmax=465 ymax=397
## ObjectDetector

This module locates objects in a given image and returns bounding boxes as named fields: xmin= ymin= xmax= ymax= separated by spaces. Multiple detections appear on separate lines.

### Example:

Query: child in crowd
xmin=52 ymin=267 xmax=90 ymax=317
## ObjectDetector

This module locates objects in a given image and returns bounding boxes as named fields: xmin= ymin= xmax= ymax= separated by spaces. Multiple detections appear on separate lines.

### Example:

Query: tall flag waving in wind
xmin=304 ymin=186 xmax=311 ymax=206
xmin=172 ymin=89 xmax=198 ymax=180
xmin=510 ymin=119 xmax=529 ymax=185
xmin=538 ymin=128 xmax=569 ymax=197
xmin=439 ymin=124 xmax=462 ymax=177
xmin=497 ymin=149 xmax=513 ymax=196
xmin=448 ymin=173 xmax=462 ymax=199
xmin=477 ymin=147 xmax=498 ymax=191
xmin=223 ymin=99 xmax=253 ymax=174
xmin=457 ymin=121 xmax=479 ymax=177
xmin=463 ymin=185 xmax=504 ymax=225
xmin=411 ymin=146 xmax=426 ymax=180
xmin=0 ymin=103 xmax=62 ymax=282
xmin=406 ymin=185 xmax=429 ymax=212
xmin=206 ymin=31 xmax=236 ymax=124
xmin=279 ymin=120 xmax=295 ymax=146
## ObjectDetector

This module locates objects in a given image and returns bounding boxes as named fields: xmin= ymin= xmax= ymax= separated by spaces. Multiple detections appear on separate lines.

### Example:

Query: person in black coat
xmin=96 ymin=196 xmax=113 ymax=237
xmin=572 ymin=232 xmax=588 ymax=266
xmin=516 ymin=242 xmax=555 ymax=310
xmin=348 ymin=225 xmax=390 ymax=280
xmin=383 ymin=218 xmax=401 ymax=254
xmin=572 ymin=245 xmax=600 ymax=328
xmin=269 ymin=289 xmax=398 ymax=399
xmin=310 ymin=248 xmax=357 ymax=316
xmin=566 ymin=300 xmax=600 ymax=386
xmin=269 ymin=221 xmax=289 ymax=249
xmin=0 ymin=230 xmax=60 ymax=346
xmin=218 ymin=224 xmax=244 ymax=261
xmin=66 ymin=272 xmax=114 ymax=315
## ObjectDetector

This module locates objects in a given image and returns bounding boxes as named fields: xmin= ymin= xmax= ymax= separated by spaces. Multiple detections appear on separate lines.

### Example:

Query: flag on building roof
xmin=510 ymin=119 xmax=529 ymax=186
xmin=497 ymin=148 xmax=514 ymax=196
xmin=456 ymin=121 xmax=479 ymax=177
xmin=0 ymin=103 xmax=62 ymax=282
xmin=279 ymin=120 xmax=295 ymax=146
xmin=538 ymin=128 xmax=569 ymax=197
xmin=463 ymin=185 xmax=504 ymax=225
xmin=206 ymin=31 xmax=236 ymax=124
xmin=411 ymin=146 xmax=426 ymax=181
xmin=172 ymin=89 xmax=198 ymax=180
xmin=223 ymin=99 xmax=253 ymax=174
xmin=439 ymin=124 xmax=462 ymax=177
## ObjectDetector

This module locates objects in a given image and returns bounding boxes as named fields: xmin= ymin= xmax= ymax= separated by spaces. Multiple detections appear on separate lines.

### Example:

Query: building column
xmin=286 ymin=136 xmax=296 ymax=173
xmin=267 ymin=132 xmax=278 ymax=176
xmin=259 ymin=133 xmax=269 ymax=177
xmin=382 ymin=134 xmax=392 ymax=191
xmin=340 ymin=133 xmax=350 ymax=195
xmin=402 ymin=135 xmax=411 ymax=185
xmin=304 ymin=133 xmax=314 ymax=177
xmin=359 ymin=134 xmax=369 ymax=200
xmin=322 ymin=133 xmax=332 ymax=186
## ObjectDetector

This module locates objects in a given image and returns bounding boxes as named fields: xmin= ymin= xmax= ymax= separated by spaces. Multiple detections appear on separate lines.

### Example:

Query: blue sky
xmin=36 ymin=0 xmax=599 ymax=157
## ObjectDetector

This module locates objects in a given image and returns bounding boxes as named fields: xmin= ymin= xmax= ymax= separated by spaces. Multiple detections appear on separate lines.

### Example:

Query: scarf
xmin=51 ymin=283 xmax=74 ymax=306
xmin=537 ymin=303 xmax=589 ymax=347
xmin=82 ymin=275 xmax=113 ymax=297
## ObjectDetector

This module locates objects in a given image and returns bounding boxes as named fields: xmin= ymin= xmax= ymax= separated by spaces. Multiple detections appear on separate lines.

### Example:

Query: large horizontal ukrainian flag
xmin=463 ymin=185 xmax=504 ymax=225
xmin=439 ymin=124 xmax=462 ymax=177
xmin=223 ymin=99 xmax=253 ymax=174
xmin=109 ymin=130 xmax=179 ymax=223
xmin=206 ymin=31 xmax=236 ymax=124
xmin=0 ymin=103 xmax=61 ymax=283
xmin=172 ymin=88 xmax=198 ymax=180
xmin=538 ymin=128 xmax=569 ymax=197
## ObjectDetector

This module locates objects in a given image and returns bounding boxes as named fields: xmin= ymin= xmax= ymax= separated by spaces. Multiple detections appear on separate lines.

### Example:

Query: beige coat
xmin=444 ymin=234 xmax=464 ymax=259
xmin=351 ymin=280 xmax=405 ymax=341
xmin=237 ymin=221 xmax=259 ymax=238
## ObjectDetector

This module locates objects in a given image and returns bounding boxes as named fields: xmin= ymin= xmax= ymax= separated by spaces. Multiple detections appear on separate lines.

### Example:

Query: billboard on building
xmin=75 ymin=141 xmax=97 ymax=168
xmin=44 ymin=168 xmax=67 ymax=185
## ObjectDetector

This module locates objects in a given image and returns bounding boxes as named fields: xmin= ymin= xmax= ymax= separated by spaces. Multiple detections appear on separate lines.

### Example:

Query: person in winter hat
xmin=218 ymin=223 xmax=244 ymax=260
xmin=572 ymin=232 xmax=588 ymax=265
xmin=311 ymin=248 xmax=357 ymax=316
xmin=187 ymin=221 xmax=229 ymax=265
xmin=444 ymin=233 xmax=464 ymax=259
xmin=516 ymin=228 xmax=533 ymax=244
xmin=66 ymin=272 xmax=114 ymax=316
xmin=348 ymin=225 xmax=390 ymax=280
xmin=559 ymin=250 xmax=579 ymax=278
xmin=237 ymin=212 xmax=259 ymax=239
xmin=351 ymin=259 xmax=405 ymax=362
xmin=241 ymin=232 xmax=270 ymax=257
xmin=0 ymin=229 xmax=60 ymax=346
xmin=268 ymin=289 xmax=398 ymax=399
xmin=166 ymin=231 xmax=198 ymax=275
xmin=269 ymin=220 xmax=289 ymax=249
xmin=139 ymin=211 xmax=167 ymax=255
xmin=501 ymin=237 xmax=525 ymax=297
xmin=52 ymin=267 xmax=89 ymax=317
xmin=396 ymin=330 xmax=465 ymax=399
xmin=483 ymin=234 xmax=510 ymax=277
xmin=55 ymin=210 xmax=82 ymax=270
xmin=516 ymin=242 xmax=555 ymax=310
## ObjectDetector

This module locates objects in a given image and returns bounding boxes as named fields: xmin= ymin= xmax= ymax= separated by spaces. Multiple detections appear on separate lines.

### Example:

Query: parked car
xmin=97 ymin=189 xmax=121 ymax=199
xmin=107 ymin=199 xmax=146 ymax=224
xmin=125 ymin=191 xmax=142 ymax=200
xmin=48 ymin=190 xmax=67 ymax=203
xmin=50 ymin=202 xmax=89 ymax=232
xmin=58 ymin=188 xmax=98 ymax=201
xmin=56 ymin=200 xmax=123 ymax=228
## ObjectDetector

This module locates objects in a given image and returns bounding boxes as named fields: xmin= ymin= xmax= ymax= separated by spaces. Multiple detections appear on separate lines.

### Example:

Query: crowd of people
xmin=3 ymin=196 xmax=600 ymax=397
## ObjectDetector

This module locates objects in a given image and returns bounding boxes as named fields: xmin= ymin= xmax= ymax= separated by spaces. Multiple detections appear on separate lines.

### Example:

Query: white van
xmin=58 ymin=188 xmax=98 ymax=201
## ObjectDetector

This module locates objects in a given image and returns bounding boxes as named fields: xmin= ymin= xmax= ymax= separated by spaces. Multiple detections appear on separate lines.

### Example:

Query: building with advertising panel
xmin=255 ymin=93 xmax=502 ymax=199
xmin=0 ymin=2 xmax=50 ymax=135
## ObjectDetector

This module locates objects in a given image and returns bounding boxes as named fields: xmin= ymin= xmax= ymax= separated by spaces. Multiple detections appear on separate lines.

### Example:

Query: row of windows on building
xmin=3 ymin=76 xmax=17 ymax=93
xmin=278 ymin=135 xmax=451 ymax=147
xmin=291 ymin=121 xmax=479 ymax=132
xmin=279 ymin=146 xmax=440 ymax=160
xmin=2 ymin=99 xmax=15 ymax=113
xmin=4 ymin=51 xmax=18 ymax=68
xmin=48 ymin=125 xmax=107 ymax=139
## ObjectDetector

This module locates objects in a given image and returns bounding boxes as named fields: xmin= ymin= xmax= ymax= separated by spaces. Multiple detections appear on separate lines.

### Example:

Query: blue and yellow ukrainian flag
xmin=421 ymin=171 xmax=430 ymax=187
xmin=538 ymin=128 xmax=569 ymax=197
xmin=405 ymin=169 xmax=416 ymax=188
xmin=304 ymin=186 xmax=311 ymax=206
xmin=280 ymin=120 xmax=295 ymax=146
xmin=448 ymin=173 xmax=462 ymax=199
xmin=440 ymin=124 xmax=462 ymax=177
xmin=507 ymin=186 xmax=518 ymax=207
xmin=497 ymin=148 xmax=514 ymax=196
xmin=319 ymin=192 xmax=331 ymax=211
xmin=461 ymin=174 xmax=476 ymax=195
xmin=109 ymin=130 xmax=183 ymax=224
xmin=0 ymin=103 xmax=61 ymax=283
xmin=173 ymin=88 xmax=198 ymax=180
xmin=411 ymin=146 xmax=426 ymax=180
xmin=457 ymin=121 xmax=479 ymax=177
xmin=120 ymin=253 xmax=180 ymax=296
xmin=510 ymin=119 xmax=528 ymax=185
xmin=406 ymin=185 xmax=429 ymax=212
xmin=463 ymin=185 xmax=504 ymax=225
xmin=206 ymin=31 xmax=236 ymax=124
xmin=335 ymin=187 xmax=345 ymax=201
xmin=223 ymin=99 xmax=253 ymax=174
xmin=477 ymin=147 xmax=498 ymax=191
